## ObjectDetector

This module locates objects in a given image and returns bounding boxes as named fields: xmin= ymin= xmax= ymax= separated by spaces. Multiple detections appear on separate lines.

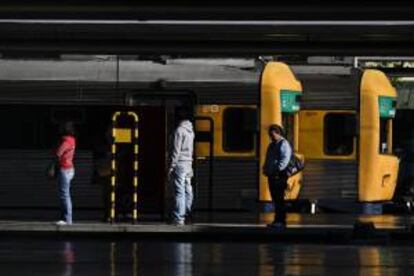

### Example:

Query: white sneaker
xmin=168 ymin=220 xmax=185 ymax=226
xmin=56 ymin=220 xmax=68 ymax=226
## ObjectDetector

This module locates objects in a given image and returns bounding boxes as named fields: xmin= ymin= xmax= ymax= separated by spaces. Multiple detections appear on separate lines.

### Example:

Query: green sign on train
xmin=280 ymin=90 xmax=301 ymax=113
xmin=378 ymin=96 xmax=396 ymax=118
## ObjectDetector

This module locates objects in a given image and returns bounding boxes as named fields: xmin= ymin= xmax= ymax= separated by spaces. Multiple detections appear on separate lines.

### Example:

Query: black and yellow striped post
xmin=109 ymin=111 xmax=139 ymax=224
xmin=128 ymin=111 xmax=139 ymax=224
xmin=110 ymin=112 xmax=120 ymax=224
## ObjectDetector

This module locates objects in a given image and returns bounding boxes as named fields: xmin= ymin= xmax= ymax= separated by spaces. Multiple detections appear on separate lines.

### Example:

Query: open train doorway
xmin=127 ymin=91 xmax=196 ymax=220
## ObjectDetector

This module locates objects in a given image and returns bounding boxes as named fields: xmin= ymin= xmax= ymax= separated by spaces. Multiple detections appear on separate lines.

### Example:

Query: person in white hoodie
xmin=168 ymin=107 xmax=195 ymax=226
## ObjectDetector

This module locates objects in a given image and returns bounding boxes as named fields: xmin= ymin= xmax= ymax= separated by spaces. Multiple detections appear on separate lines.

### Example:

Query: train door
xmin=138 ymin=106 xmax=166 ymax=214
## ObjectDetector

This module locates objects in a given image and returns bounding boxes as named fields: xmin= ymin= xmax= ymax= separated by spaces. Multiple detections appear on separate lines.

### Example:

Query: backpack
xmin=283 ymin=151 xmax=305 ymax=177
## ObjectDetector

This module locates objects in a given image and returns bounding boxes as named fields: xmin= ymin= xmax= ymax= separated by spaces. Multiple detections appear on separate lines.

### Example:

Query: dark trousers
xmin=267 ymin=175 xmax=288 ymax=224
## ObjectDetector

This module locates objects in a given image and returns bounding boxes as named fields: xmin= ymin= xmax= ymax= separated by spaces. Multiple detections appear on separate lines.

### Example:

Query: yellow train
xmin=0 ymin=58 xmax=399 ymax=216
xmin=196 ymin=62 xmax=399 ymax=213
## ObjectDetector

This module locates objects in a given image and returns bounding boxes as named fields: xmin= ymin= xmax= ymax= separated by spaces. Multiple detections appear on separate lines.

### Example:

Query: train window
xmin=223 ymin=107 xmax=257 ymax=152
xmin=324 ymin=113 xmax=355 ymax=155
xmin=282 ymin=113 xmax=295 ymax=145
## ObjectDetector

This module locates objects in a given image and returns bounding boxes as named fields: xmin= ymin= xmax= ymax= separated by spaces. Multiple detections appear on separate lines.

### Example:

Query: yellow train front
xmin=298 ymin=68 xmax=399 ymax=213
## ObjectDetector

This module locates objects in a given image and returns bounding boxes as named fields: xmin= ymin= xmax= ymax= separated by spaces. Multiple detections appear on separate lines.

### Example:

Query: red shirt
xmin=55 ymin=135 xmax=76 ymax=169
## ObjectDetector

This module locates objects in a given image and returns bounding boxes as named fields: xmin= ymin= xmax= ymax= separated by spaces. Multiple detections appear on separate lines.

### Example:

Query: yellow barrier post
xmin=128 ymin=111 xmax=139 ymax=224
xmin=110 ymin=111 xmax=139 ymax=224
xmin=110 ymin=112 xmax=121 ymax=224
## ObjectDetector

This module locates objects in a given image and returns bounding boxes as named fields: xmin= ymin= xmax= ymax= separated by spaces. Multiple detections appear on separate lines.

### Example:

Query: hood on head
xmin=179 ymin=120 xmax=193 ymax=132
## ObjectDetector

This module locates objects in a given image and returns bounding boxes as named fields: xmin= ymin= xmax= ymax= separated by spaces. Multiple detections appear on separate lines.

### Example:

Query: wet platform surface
xmin=2 ymin=213 xmax=414 ymax=275
xmin=1 ymin=238 xmax=414 ymax=275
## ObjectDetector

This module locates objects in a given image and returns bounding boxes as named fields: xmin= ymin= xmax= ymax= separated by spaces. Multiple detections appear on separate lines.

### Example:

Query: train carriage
xmin=298 ymin=68 xmax=399 ymax=213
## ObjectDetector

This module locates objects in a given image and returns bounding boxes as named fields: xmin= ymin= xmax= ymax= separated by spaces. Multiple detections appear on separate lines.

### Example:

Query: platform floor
xmin=1 ymin=213 xmax=414 ymax=244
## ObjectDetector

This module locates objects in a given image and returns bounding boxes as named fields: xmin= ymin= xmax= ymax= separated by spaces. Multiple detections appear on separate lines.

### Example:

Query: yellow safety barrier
xmin=110 ymin=111 xmax=139 ymax=224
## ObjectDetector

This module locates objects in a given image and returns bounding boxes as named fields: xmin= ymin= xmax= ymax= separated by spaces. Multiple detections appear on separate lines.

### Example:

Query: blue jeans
xmin=58 ymin=168 xmax=75 ymax=224
xmin=171 ymin=163 xmax=193 ymax=223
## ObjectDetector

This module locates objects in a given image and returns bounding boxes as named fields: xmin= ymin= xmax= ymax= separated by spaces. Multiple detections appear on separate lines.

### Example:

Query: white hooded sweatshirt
xmin=169 ymin=120 xmax=194 ymax=169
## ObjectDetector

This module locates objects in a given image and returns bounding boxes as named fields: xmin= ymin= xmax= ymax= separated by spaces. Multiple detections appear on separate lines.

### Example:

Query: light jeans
xmin=58 ymin=168 xmax=75 ymax=224
xmin=171 ymin=163 xmax=193 ymax=223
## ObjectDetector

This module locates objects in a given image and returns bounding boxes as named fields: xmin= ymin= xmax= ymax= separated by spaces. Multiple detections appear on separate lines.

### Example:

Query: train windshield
xmin=282 ymin=113 xmax=295 ymax=145
xmin=280 ymin=90 xmax=301 ymax=146
xmin=378 ymin=96 xmax=396 ymax=154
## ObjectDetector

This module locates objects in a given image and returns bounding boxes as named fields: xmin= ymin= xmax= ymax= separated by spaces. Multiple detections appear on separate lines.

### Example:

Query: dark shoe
xmin=267 ymin=222 xmax=286 ymax=230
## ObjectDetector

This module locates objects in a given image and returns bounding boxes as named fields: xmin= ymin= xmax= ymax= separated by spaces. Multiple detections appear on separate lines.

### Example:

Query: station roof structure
xmin=1 ymin=1 xmax=414 ymax=56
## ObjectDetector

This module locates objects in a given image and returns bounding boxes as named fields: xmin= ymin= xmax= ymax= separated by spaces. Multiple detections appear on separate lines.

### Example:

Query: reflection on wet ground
xmin=259 ymin=213 xmax=413 ymax=228
xmin=1 ymin=238 xmax=414 ymax=276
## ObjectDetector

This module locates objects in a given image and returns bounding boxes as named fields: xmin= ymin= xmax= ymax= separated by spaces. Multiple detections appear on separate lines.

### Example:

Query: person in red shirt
xmin=55 ymin=121 xmax=76 ymax=225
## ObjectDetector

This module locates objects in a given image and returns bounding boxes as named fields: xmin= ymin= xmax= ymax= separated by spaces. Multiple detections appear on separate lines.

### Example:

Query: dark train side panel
xmin=0 ymin=149 xmax=100 ymax=209
xmin=300 ymin=159 xmax=358 ymax=201
xmin=194 ymin=158 xmax=259 ymax=210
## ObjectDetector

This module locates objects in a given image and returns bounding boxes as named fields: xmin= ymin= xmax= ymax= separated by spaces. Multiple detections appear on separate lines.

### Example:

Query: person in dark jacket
xmin=263 ymin=124 xmax=292 ymax=229
xmin=54 ymin=121 xmax=76 ymax=225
